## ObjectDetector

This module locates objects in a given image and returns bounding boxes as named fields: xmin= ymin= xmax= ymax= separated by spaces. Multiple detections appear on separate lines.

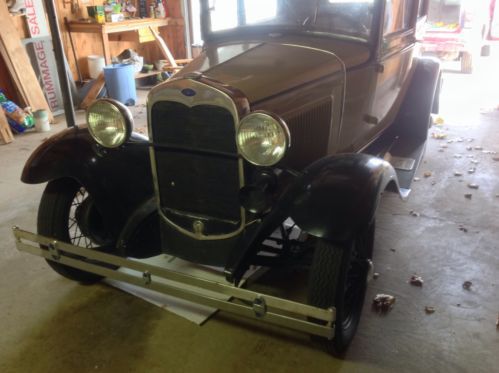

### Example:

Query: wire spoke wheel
xmin=38 ymin=178 xmax=116 ymax=284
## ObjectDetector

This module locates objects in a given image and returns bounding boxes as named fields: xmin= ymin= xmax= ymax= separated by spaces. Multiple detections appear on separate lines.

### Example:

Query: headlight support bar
xmin=12 ymin=227 xmax=335 ymax=339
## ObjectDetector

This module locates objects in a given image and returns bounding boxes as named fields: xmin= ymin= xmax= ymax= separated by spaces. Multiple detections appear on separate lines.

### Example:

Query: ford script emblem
xmin=181 ymin=88 xmax=197 ymax=97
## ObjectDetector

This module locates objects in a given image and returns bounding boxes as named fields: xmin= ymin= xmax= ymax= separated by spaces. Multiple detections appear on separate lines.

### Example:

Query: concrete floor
xmin=1 ymin=54 xmax=499 ymax=372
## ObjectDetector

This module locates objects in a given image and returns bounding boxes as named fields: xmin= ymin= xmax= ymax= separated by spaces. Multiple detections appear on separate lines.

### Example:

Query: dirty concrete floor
xmin=1 ymin=55 xmax=499 ymax=372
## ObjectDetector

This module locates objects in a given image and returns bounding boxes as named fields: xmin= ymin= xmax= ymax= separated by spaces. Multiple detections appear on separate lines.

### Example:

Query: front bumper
xmin=13 ymin=227 xmax=335 ymax=339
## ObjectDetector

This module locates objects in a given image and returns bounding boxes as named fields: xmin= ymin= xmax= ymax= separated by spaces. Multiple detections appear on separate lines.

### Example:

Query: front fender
xmin=22 ymin=125 xmax=155 ymax=238
xmin=224 ymin=153 xmax=400 ymax=283
xmin=289 ymin=153 xmax=399 ymax=242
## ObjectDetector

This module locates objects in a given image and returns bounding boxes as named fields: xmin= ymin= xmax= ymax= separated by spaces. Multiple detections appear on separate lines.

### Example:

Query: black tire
xmin=38 ymin=178 xmax=114 ymax=284
xmin=308 ymin=223 xmax=374 ymax=355
xmin=461 ymin=52 xmax=473 ymax=74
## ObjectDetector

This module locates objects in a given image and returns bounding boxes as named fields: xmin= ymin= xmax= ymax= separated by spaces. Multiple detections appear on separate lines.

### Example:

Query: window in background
xmin=244 ymin=0 xmax=278 ymax=25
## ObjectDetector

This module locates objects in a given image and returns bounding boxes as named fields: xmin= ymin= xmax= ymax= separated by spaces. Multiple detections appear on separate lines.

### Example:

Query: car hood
xmin=178 ymin=41 xmax=362 ymax=104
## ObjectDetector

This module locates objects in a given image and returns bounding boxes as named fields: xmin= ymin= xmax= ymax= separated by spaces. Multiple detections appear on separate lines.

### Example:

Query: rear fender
xmin=22 ymin=126 xmax=155 ymax=240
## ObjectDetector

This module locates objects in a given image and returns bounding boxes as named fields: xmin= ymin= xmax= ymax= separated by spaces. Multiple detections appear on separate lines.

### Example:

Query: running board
xmin=12 ymin=227 xmax=335 ymax=339
xmin=388 ymin=139 xmax=426 ymax=191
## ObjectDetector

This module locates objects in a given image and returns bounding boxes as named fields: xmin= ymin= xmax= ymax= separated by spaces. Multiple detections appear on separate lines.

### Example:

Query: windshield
xmin=427 ymin=0 xmax=463 ymax=30
xmin=202 ymin=0 xmax=376 ymax=41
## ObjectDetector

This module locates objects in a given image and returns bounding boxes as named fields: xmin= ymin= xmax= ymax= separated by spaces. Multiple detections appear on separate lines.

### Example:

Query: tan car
xmin=15 ymin=0 xmax=441 ymax=354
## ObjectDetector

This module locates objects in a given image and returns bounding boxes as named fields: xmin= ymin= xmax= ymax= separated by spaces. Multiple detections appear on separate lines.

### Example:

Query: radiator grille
xmin=151 ymin=101 xmax=241 ymax=232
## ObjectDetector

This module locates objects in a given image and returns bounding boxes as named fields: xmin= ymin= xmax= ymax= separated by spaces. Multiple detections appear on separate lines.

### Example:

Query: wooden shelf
xmin=67 ymin=17 xmax=185 ymax=64
xmin=135 ymin=70 xmax=163 ymax=79
xmin=68 ymin=17 xmax=184 ymax=34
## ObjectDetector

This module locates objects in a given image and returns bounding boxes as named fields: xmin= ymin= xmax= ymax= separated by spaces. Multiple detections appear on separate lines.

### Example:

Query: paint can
xmin=33 ymin=109 xmax=50 ymax=132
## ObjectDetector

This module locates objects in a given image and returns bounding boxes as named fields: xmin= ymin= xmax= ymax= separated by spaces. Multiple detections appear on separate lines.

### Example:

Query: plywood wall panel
xmin=55 ymin=0 xmax=186 ymax=80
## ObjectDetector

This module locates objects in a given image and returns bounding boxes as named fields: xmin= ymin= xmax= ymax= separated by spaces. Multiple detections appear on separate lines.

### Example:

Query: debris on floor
xmin=474 ymin=146 xmax=484 ymax=151
xmin=458 ymin=225 xmax=469 ymax=233
xmin=424 ymin=171 xmax=432 ymax=178
xmin=462 ymin=281 xmax=473 ymax=290
xmin=466 ymin=146 xmax=473 ymax=151
xmin=471 ymin=160 xmax=480 ymax=165
xmin=431 ymin=132 xmax=447 ymax=140
xmin=433 ymin=116 xmax=445 ymax=125
xmin=425 ymin=306 xmax=436 ymax=314
xmin=372 ymin=294 xmax=396 ymax=313
xmin=409 ymin=275 xmax=424 ymax=287
xmin=468 ymin=168 xmax=476 ymax=174
xmin=454 ymin=171 xmax=463 ymax=177
xmin=465 ymin=194 xmax=473 ymax=199
xmin=410 ymin=210 xmax=420 ymax=217
xmin=468 ymin=183 xmax=479 ymax=190
xmin=413 ymin=177 xmax=420 ymax=182
xmin=454 ymin=154 xmax=462 ymax=159
xmin=373 ymin=272 xmax=380 ymax=280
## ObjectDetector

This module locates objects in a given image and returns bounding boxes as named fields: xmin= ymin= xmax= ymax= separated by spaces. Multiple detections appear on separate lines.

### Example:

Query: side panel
xmin=22 ymin=126 xmax=156 ymax=240
xmin=371 ymin=33 xmax=414 ymax=133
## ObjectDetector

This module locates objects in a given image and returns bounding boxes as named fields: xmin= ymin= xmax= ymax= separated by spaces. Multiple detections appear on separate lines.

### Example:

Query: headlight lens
xmin=236 ymin=112 xmax=290 ymax=166
xmin=86 ymin=99 xmax=132 ymax=148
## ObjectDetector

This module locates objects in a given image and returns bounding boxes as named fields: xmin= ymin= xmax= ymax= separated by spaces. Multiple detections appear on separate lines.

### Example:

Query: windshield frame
xmin=200 ymin=0 xmax=383 ymax=46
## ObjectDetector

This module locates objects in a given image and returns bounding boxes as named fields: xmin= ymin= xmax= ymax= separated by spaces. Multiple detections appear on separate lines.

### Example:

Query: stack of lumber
xmin=0 ymin=109 xmax=14 ymax=144
xmin=0 ymin=2 xmax=53 ymax=123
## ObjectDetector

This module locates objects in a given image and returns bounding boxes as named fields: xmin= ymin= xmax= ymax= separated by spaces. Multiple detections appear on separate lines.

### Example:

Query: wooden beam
xmin=0 ymin=110 xmax=14 ymax=144
xmin=149 ymin=26 xmax=178 ymax=68
xmin=79 ymin=73 xmax=106 ymax=110
xmin=0 ymin=2 xmax=53 ymax=122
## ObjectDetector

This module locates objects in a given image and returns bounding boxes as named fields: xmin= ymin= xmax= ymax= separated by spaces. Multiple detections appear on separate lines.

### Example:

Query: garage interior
xmin=1 ymin=1 xmax=499 ymax=372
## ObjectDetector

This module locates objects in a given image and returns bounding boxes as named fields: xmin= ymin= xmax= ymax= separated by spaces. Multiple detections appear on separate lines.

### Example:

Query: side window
xmin=384 ymin=0 xmax=415 ymax=35
xmin=244 ymin=0 xmax=277 ymax=25
xmin=208 ymin=0 xmax=238 ymax=31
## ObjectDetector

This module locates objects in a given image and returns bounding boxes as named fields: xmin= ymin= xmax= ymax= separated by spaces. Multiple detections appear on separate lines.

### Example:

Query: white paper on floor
xmin=104 ymin=254 xmax=259 ymax=325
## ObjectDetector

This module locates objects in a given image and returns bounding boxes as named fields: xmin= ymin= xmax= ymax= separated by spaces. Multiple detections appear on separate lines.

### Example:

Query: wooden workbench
xmin=68 ymin=18 xmax=183 ymax=64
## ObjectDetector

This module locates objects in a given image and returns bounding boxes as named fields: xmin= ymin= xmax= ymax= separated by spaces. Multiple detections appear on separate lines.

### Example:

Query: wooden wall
xmin=56 ymin=0 xmax=187 ymax=80
xmin=0 ymin=14 xmax=30 ymax=104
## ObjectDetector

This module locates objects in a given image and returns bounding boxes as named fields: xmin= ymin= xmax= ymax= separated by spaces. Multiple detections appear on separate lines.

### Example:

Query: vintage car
xmin=421 ymin=0 xmax=491 ymax=73
xmin=14 ymin=0 xmax=441 ymax=354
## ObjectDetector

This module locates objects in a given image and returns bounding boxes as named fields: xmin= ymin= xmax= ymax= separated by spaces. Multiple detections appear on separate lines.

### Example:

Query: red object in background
xmin=490 ymin=0 xmax=499 ymax=40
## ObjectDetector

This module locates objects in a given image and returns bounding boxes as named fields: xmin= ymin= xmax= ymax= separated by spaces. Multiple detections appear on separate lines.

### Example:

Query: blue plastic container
xmin=103 ymin=63 xmax=136 ymax=106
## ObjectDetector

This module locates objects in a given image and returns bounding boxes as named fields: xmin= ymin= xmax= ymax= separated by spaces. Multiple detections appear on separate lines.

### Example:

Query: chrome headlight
xmin=236 ymin=111 xmax=290 ymax=166
xmin=86 ymin=99 xmax=133 ymax=148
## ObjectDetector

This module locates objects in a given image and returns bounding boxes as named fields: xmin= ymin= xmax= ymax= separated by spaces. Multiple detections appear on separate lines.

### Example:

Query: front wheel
xmin=37 ymin=178 xmax=116 ymax=284
xmin=308 ymin=223 xmax=374 ymax=355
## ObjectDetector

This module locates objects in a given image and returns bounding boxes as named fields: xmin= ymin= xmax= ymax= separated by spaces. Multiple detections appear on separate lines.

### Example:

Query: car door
xmin=370 ymin=0 xmax=417 ymax=130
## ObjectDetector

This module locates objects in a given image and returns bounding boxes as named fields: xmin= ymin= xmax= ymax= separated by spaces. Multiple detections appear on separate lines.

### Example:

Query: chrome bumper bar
xmin=13 ymin=227 xmax=335 ymax=339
